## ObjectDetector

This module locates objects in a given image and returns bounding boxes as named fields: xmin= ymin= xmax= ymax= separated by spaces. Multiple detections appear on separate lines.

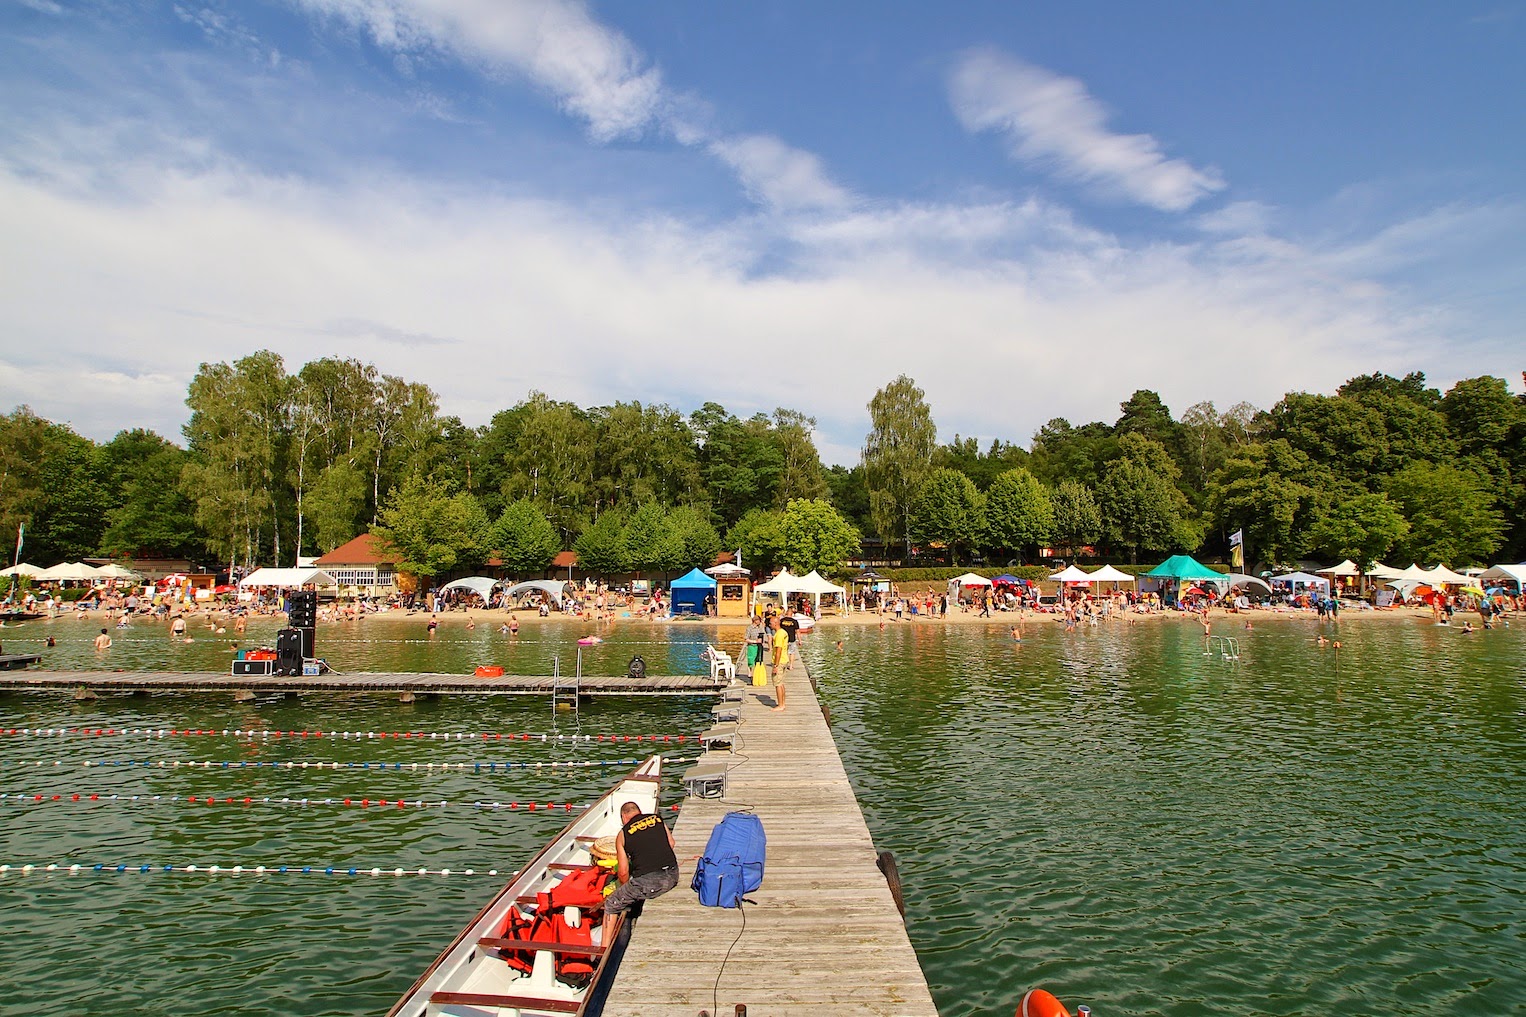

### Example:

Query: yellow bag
xmin=751 ymin=662 xmax=768 ymax=686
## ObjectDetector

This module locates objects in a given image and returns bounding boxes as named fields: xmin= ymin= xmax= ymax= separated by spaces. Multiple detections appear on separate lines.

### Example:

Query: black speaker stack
xmin=275 ymin=591 xmax=319 ymax=676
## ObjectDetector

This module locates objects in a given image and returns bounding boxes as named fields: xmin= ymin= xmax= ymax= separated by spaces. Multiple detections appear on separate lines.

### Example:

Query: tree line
xmin=2 ymin=353 xmax=1521 ymax=581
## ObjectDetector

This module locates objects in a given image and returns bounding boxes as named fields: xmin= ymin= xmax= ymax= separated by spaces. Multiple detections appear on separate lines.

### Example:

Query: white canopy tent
xmin=704 ymin=562 xmax=751 ymax=576
xmin=1087 ymin=565 xmax=1135 ymax=584
xmin=500 ymin=580 xmax=567 ymax=607
xmin=1271 ymin=571 xmax=1330 ymax=589
xmin=1365 ymin=562 xmax=1404 ymax=579
xmin=93 ymin=563 xmax=142 ymax=580
xmin=238 ymin=567 xmax=336 ymax=589
xmin=1391 ymin=563 xmax=1434 ymax=583
xmin=1317 ymin=559 xmax=1361 ymax=577
xmin=0 ymin=563 xmax=43 ymax=577
xmin=752 ymin=569 xmax=799 ymax=594
xmin=1477 ymin=563 xmax=1526 ymax=587
xmin=439 ymin=576 xmax=501 ymax=602
xmin=948 ymin=572 xmax=992 ymax=587
xmin=1049 ymin=565 xmax=1093 ymax=583
xmin=1422 ymin=565 xmax=1471 ymax=586
xmin=1220 ymin=573 xmax=1274 ymax=594
xmin=37 ymin=562 xmax=101 ymax=581
xmin=795 ymin=570 xmax=848 ymax=615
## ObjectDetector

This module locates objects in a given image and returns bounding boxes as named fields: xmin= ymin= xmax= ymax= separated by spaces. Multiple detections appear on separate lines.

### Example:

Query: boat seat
xmin=477 ymin=936 xmax=605 ymax=957
xmin=428 ymin=991 xmax=579 ymax=1012
xmin=681 ymin=762 xmax=729 ymax=799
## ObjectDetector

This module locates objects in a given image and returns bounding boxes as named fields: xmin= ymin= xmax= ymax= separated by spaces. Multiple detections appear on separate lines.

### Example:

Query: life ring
xmin=1019 ymin=988 xmax=1072 ymax=1017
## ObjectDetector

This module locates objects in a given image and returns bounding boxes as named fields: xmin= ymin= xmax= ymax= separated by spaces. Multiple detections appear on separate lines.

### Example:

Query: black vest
xmin=622 ymin=812 xmax=677 ymax=878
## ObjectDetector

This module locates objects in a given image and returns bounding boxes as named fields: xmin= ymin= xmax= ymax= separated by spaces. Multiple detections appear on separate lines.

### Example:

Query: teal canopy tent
xmin=669 ymin=567 xmax=718 ymax=616
xmin=1143 ymin=555 xmax=1224 ymax=581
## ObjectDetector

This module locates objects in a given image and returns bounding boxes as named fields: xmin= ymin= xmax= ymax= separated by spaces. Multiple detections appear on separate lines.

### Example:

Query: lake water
xmin=1 ymin=613 xmax=1521 ymax=1014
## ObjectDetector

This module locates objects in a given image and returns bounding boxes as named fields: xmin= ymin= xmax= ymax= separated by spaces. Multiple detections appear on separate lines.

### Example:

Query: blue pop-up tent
xmin=669 ymin=567 xmax=718 ymax=616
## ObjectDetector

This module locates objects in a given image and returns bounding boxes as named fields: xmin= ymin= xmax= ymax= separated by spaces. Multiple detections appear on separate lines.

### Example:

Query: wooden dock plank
xmin=599 ymin=654 xmax=940 ymax=1017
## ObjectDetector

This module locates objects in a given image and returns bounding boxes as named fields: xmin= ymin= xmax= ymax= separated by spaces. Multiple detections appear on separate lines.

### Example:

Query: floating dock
xmin=601 ymin=653 xmax=940 ymax=1016
xmin=0 ymin=669 xmax=724 ymax=701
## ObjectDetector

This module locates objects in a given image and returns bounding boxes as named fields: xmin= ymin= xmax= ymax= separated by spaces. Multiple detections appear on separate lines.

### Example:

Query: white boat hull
xmin=388 ymin=756 xmax=664 ymax=1017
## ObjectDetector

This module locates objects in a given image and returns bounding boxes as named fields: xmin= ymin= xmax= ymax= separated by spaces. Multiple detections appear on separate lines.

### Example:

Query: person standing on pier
xmin=602 ymin=801 xmax=679 ymax=943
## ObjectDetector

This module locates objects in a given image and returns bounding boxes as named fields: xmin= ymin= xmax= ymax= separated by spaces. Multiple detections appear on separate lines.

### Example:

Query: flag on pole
xmin=13 ymin=522 xmax=22 ymax=565
xmin=1229 ymin=528 xmax=1243 ymax=570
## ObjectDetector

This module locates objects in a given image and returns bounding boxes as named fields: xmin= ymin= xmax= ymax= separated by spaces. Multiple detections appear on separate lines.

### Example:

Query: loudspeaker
xmin=627 ymin=655 xmax=646 ymax=680
xmin=288 ymin=591 xmax=318 ymax=629
xmin=275 ymin=628 xmax=305 ymax=676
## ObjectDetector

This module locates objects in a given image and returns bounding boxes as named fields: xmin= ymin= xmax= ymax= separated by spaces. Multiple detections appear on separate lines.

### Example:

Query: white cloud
xmin=293 ymin=0 xmax=666 ymax=141
xmin=708 ymin=134 xmax=852 ymax=212
xmin=3 ymin=133 xmax=1507 ymax=461
xmin=949 ymin=48 xmax=1225 ymax=212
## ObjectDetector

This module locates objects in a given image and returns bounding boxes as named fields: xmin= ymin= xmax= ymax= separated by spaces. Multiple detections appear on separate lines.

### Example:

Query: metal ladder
xmin=551 ymin=650 xmax=582 ymax=729
xmin=1204 ymin=635 xmax=1241 ymax=662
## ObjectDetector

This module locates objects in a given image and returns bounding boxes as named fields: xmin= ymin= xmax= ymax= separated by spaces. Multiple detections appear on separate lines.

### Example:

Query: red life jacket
xmin=548 ymin=866 xmax=610 ymax=911
xmin=548 ymin=909 xmax=596 ymax=989
xmin=495 ymin=905 xmax=545 ymax=975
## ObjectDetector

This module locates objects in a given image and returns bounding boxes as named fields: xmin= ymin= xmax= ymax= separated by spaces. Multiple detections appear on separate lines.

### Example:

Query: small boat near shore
xmin=388 ymin=755 xmax=663 ymax=1017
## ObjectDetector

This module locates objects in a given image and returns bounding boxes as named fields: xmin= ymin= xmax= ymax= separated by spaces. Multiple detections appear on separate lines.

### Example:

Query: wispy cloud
xmin=948 ymin=48 xmax=1225 ymax=212
xmin=293 ymin=0 xmax=666 ymax=142
xmin=290 ymin=0 xmax=853 ymax=216
xmin=708 ymin=134 xmax=851 ymax=212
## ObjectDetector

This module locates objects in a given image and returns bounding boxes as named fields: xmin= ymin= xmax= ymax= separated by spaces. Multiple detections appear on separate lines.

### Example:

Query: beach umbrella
xmin=1460 ymin=586 xmax=1485 ymax=596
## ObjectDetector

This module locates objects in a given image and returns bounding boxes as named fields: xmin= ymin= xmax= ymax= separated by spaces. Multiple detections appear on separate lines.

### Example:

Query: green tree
xmin=984 ymin=468 xmax=1053 ymax=561
xmin=725 ymin=508 xmax=786 ymax=576
xmin=772 ymin=409 xmax=830 ymax=506
xmin=666 ymin=505 xmax=722 ymax=572
xmin=1050 ymin=479 xmax=1101 ymax=554
xmin=1027 ymin=417 xmax=1118 ymax=489
xmin=1384 ymin=462 xmax=1505 ymax=565
xmin=824 ymin=464 xmax=872 ymax=535
xmin=305 ymin=462 xmax=369 ymax=554
xmin=862 ymin=375 xmax=937 ymax=560
xmin=910 ymin=468 xmax=984 ymax=564
xmin=573 ymin=511 xmax=629 ymax=575
xmin=21 ymin=419 xmax=109 ymax=562
xmin=690 ymin=404 xmax=783 ymax=530
xmin=182 ymin=351 xmax=292 ymax=566
xmin=592 ymin=402 xmax=701 ymax=511
xmin=372 ymin=476 xmax=488 ymax=582
xmin=498 ymin=392 xmax=597 ymax=542
xmin=1096 ymin=435 xmax=1197 ymax=561
xmin=936 ymin=436 xmax=1029 ymax=492
xmin=1306 ymin=492 xmax=1410 ymax=571
xmin=623 ymin=502 xmax=683 ymax=574
xmin=779 ymin=498 xmax=861 ymax=575
xmin=1208 ymin=439 xmax=1326 ymax=568
xmin=99 ymin=447 xmax=203 ymax=559
xmin=488 ymin=499 xmax=562 ymax=575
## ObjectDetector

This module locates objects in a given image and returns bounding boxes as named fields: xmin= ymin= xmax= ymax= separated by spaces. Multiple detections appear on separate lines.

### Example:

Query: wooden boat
xmin=389 ymin=755 xmax=664 ymax=1017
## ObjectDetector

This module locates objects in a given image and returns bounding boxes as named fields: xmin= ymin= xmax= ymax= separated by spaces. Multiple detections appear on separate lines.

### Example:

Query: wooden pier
xmin=601 ymin=654 xmax=941 ymax=1016
xmin=0 ymin=669 xmax=724 ymax=701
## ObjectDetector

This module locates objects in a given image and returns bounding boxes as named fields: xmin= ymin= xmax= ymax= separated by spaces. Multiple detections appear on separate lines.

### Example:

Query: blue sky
xmin=2 ymin=1 xmax=1522 ymax=465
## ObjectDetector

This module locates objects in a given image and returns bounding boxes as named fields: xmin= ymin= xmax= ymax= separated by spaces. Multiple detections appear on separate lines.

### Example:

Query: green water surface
xmin=1 ymin=613 xmax=1521 ymax=1015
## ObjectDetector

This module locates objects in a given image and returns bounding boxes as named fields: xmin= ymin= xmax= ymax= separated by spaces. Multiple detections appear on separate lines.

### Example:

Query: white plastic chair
xmin=705 ymin=644 xmax=737 ymax=682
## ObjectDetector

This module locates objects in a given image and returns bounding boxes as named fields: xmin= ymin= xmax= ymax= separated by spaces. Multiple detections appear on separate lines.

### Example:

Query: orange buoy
xmin=1019 ymin=988 xmax=1072 ymax=1017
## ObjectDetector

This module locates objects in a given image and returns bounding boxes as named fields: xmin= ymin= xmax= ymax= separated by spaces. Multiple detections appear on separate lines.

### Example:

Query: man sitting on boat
xmin=601 ymin=800 xmax=679 ymax=943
